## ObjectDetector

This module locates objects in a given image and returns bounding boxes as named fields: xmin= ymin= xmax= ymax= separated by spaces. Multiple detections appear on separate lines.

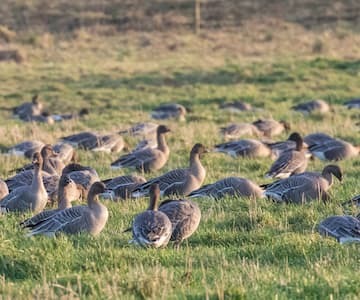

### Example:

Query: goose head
xmin=191 ymin=143 xmax=209 ymax=159
xmin=157 ymin=125 xmax=171 ymax=135
xmin=88 ymin=182 xmax=106 ymax=202
xmin=58 ymin=174 xmax=81 ymax=208
xmin=288 ymin=132 xmax=304 ymax=151
xmin=322 ymin=165 xmax=343 ymax=183
xmin=32 ymin=152 xmax=43 ymax=169
xmin=148 ymin=184 xmax=160 ymax=211
xmin=41 ymin=144 xmax=57 ymax=158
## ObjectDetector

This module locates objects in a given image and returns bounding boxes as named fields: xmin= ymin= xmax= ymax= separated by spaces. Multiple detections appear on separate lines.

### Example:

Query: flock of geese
xmin=2 ymin=96 xmax=360 ymax=247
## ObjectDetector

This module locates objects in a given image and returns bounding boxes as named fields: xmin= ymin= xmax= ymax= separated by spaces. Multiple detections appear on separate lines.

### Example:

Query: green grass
xmin=1 ymin=27 xmax=360 ymax=299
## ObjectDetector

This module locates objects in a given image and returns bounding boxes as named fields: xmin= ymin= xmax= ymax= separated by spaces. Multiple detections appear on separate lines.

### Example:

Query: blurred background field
xmin=1 ymin=1 xmax=360 ymax=299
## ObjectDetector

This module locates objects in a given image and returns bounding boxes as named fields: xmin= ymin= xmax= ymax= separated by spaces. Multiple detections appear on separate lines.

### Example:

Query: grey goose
xmin=252 ymin=119 xmax=290 ymax=137
xmin=22 ymin=182 xmax=108 ymax=237
xmin=291 ymin=99 xmax=330 ymax=114
xmin=151 ymin=103 xmax=187 ymax=121
xmin=132 ymin=143 xmax=208 ymax=198
xmin=219 ymin=101 xmax=252 ymax=112
xmin=189 ymin=177 xmax=264 ymax=200
xmin=7 ymin=140 xmax=44 ymax=159
xmin=13 ymin=94 xmax=43 ymax=121
xmin=129 ymin=184 xmax=172 ymax=248
xmin=100 ymin=175 xmax=146 ymax=200
xmin=220 ymin=123 xmax=262 ymax=140
xmin=214 ymin=139 xmax=273 ymax=159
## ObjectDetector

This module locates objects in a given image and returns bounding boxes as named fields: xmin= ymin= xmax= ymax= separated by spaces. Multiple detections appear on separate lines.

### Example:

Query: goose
xmin=13 ymin=94 xmax=43 ymax=120
xmin=220 ymin=123 xmax=262 ymax=140
xmin=119 ymin=122 xmax=158 ymax=137
xmin=7 ymin=140 xmax=44 ymax=159
xmin=291 ymin=99 xmax=330 ymax=114
xmin=0 ymin=152 xmax=47 ymax=213
xmin=129 ymin=184 xmax=172 ymax=248
xmin=53 ymin=143 xmax=76 ymax=164
xmin=252 ymin=119 xmax=290 ymax=137
xmin=303 ymin=133 xmax=334 ymax=148
xmin=100 ymin=175 xmax=146 ymax=200
xmin=264 ymin=165 xmax=342 ymax=204
xmin=0 ymin=179 xmax=9 ymax=200
xmin=317 ymin=215 xmax=360 ymax=244
xmin=61 ymin=132 xmax=126 ymax=153
xmin=132 ymin=143 xmax=208 ymax=197
xmin=151 ymin=103 xmax=187 ymax=121
xmin=266 ymin=132 xmax=309 ymax=158
xmin=344 ymin=98 xmax=360 ymax=109
xmin=20 ymin=174 xmax=82 ymax=228
xmin=22 ymin=182 xmax=108 ymax=237
xmin=219 ymin=101 xmax=252 ymax=112
xmin=214 ymin=139 xmax=273 ymax=159
xmin=189 ymin=177 xmax=264 ymax=200
xmin=308 ymin=138 xmax=360 ymax=161
xmin=265 ymin=132 xmax=308 ymax=179
xmin=61 ymin=163 xmax=100 ymax=199
xmin=158 ymin=197 xmax=201 ymax=249
xmin=111 ymin=125 xmax=171 ymax=172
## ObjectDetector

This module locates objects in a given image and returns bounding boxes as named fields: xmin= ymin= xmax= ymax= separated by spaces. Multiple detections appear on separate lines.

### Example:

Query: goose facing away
xmin=264 ymin=165 xmax=342 ymax=204
xmin=0 ymin=152 xmax=48 ymax=213
xmin=100 ymin=175 xmax=147 ymax=200
xmin=20 ymin=174 xmax=82 ymax=228
xmin=189 ymin=177 xmax=264 ymax=200
xmin=132 ymin=143 xmax=208 ymax=198
xmin=130 ymin=184 xmax=172 ymax=248
xmin=308 ymin=139 xmax=360 ymax=161
xmin=317 ymin=215 xmax=360 ymax=244
xmin=214 ymin=139 xmax=272 ymax=159
xmin=220 ymin=123 xmax=262 ymax=140
xmin=159 ymin=197 xmax=201 ymax=249
xmin=7 ymin=140 xmax=44 ymax=159
xmin=111 ymin=125 xmax=171 ymax=173
xmin=291 ymin=99 xmax=330 ymax=114
xmin=265 ymin=132 xmax=308 ymax=179
xmin=23 ymin=182 xmax=108 ymax=237
xmin=252 ymin=119 xmax=290 ymax=137
xmin=151 ymin=103 xmax=187 ymax=121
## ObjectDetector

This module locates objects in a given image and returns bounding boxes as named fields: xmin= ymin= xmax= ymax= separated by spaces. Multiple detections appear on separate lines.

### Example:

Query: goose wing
xmin=317 ymin=216 xmax=360 ymax=243
xmin=265 ymin=151 xmax=306 ymax=178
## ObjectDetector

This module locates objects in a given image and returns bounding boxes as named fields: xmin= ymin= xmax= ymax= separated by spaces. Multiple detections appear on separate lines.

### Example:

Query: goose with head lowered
xmin=129 ymin=184 xmax=172 ymax=248
xmin=264 ymin=165 xmax=342 ymax=204
xmin=22 ymin=182 xmax=108 ymax=237
xmin=0 ymin=152 xmax=48 ymax=213
xmin=189 ymin=177 xmax=264 ymax=200
xmin=132 ymin=143 xmax=208 ymax=198
xmin=265 ymin=132 xmax=308 ymax=179
xmin=111 ymin=125 xmax=171 ymax=173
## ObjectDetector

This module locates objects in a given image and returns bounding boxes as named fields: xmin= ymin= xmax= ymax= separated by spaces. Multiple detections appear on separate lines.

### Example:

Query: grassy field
xmin=2 ymin=16 xmax=360 ymax=298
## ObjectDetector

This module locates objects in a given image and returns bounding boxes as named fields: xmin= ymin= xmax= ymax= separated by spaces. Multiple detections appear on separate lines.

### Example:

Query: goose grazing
xmin=132 ymin=143 xmax=208 ymax=197
xmin=13 ymin=94 xmax=43 ymax=120
xmin=308 ymin=138 xmax=360 ymax=161
xmin=129 ymin=184 xmax=172 ymax=248
xmin=20 ymin=174 xmax=82 ymax=228
xmin=111 ymin=125 xmax=171 ymax=173
xmin=151 ymin=103 xmax=187 ymax=121
xmin=291 ymin=99 xmax=330 ymax=114
xmin=189 ymin=177 xmax=264 ymax=200
xmin=344 ymin=98 xmax=360 ymax=109
xmin=159 ymin=197 xmax=201 ymax=249
xmin=220 ymin=123 xmax=262 ymax=140
xmin=265 ymin=132 xmax=308 ymax=179
xmin=219 ymin=101 xmax=252 ymax=112
xmin=7 ymin=140 xmax=44 ymax=159
xmin=252 ymin=119 xmax=290 ymax=137
xmin=264 ymin=165 xmax=342 ymax=204
xmin=317 ymin=215 xmax=360 ymax=244
xmin=100 ymin=175 xmax=146 ymax=200
xmin=61 ymin=163 xmax=100 ymax=199
xmin=0 ymin=152 xmax=47 ymax=213
xmin=22 ymin=182 xmax=108 ymax=237
xmin=214 ymin=139 xmax=272 ymax=159
xmin=0 ymin=179 xmax=9 ymax=200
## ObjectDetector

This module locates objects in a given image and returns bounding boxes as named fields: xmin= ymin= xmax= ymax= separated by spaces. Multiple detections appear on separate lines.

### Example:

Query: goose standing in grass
xmin=20 ymin=174 xmax=82 ymax=228
xmin=265 ymin=132 xmax=308 ymax=179
xmin=252 ymin=119 xmax=290 ymax=137
xmin=100 ymin=175 xmax=146 ymax=200
xmin=129 ymin=184 xmax=172 ymax=248
xmin=132 ymin=143 xmax=208 ymax=197
xmin=22 ymin=182 xmax=108 ymax=237
xmin=219 ymin=101 xmax=252 ymax=112
xmin=220 ymin=123 xmax=262 ymax=140
xmin=0 ymin=179 xmax=9 ymax=200
xmin=159 ymin=196 xmax=201 ymax=249
xmin=291 ymin=99 xmax=330 ymax=114
xmin=214 ymin=139 xmax=273 ymax=159
xmin=264 ymin=165 xmax=342 ymax=204
xmin=344 ymin=98 xmax=360 ymax=109
xmin=111 ymin=125 xmax=171 ymax=173
xmin=0 ymin=152 xmax=47 ymax=213
xmin=7 ymin=140 xmax=44 ymax=159
xmin=317 ymin=215 xmax=360 ymax=244
xmin=308 ymin=138 xmax=360 ymax=161
xmin=189 ymin=177 xmax=264 ymax=200
xmin=151 ymin=103 xmax=187 ymax=121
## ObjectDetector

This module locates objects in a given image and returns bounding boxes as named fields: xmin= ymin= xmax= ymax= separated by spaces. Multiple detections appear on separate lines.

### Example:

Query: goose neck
xmin=157 ymin=133 xmax=169 ymax=154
